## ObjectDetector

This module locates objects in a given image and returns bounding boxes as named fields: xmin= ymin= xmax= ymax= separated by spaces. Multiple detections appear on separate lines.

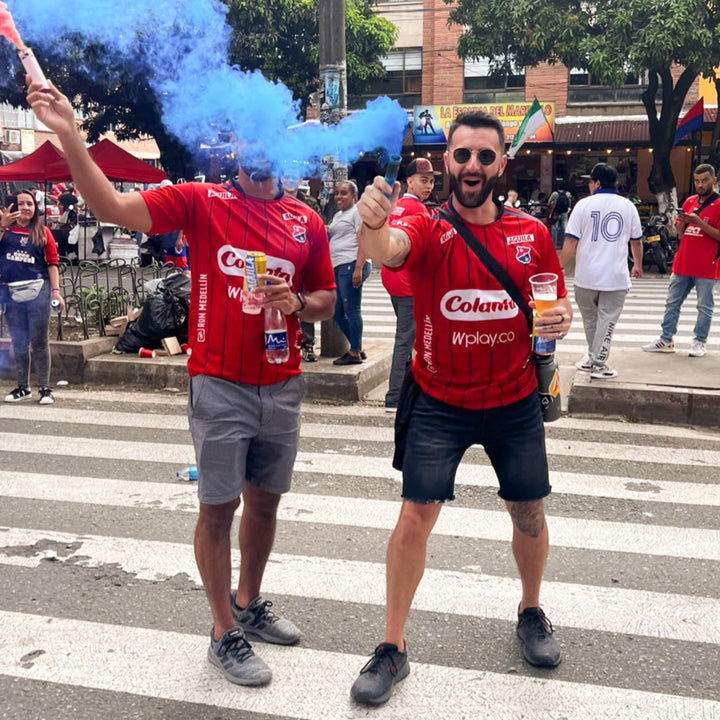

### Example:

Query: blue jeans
xmin=333 ymin=261 xmax=371 ymax=352
xmin=660 ymin=274 xmax=716 ymax=343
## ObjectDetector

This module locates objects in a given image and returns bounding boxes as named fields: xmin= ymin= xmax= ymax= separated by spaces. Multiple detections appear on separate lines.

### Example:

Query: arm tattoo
xmin=384 ymin=229 xmax=411 ymax=267
xmin=508 ymin=500 xmax=546 ymax=538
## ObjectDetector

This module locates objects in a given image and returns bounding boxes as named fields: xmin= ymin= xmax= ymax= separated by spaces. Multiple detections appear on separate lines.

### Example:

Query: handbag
xmin=7 ymin=278 xmax=44 ymax=303
xmin=437 ymin=207 xmax=561 ymax=421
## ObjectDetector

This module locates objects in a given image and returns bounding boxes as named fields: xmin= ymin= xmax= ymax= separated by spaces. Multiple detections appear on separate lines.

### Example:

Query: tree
xmin=0 ymin=0 xmax=396 ymax=179
xmin=447 ymin=0 xmax=720 ymax=207
xmin=226 ymin=0 xmax=396 ymax=104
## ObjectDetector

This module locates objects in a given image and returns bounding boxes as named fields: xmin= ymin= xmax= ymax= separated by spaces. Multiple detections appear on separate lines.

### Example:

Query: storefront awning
xmin=555 ymin=119 xmax=650 ymax=147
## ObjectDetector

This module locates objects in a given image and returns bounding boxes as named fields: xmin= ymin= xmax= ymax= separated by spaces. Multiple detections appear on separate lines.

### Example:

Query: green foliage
xmin=226 ymin=0 xmax=396 ymax=100
xmin=447 ymin=0 xmax=720 ymax=194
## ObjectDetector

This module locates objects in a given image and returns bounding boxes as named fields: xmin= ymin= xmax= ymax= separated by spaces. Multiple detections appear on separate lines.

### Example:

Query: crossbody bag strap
xmin=438 ymin=207 xmax=533 ymax=332
xmin=693 ymin=192 xmax=720 ymax=217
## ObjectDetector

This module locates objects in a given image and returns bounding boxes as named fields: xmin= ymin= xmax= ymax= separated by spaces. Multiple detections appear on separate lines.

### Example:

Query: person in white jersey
xmin=559 ymin=163 xmax=643 ymax=379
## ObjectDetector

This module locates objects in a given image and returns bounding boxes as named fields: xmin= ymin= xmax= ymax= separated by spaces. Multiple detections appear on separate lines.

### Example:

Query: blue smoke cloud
xmin=6 ymin=0 xmax=408 ymax=178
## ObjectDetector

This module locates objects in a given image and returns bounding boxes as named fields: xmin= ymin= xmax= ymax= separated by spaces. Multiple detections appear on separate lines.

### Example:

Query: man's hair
xmin=694 ymin=163 xmax=716 ymax=178
xmin=447 ymin=110 xmax=505 ymax=150
xmin=590 ymin=162 xmax=618 ymax=189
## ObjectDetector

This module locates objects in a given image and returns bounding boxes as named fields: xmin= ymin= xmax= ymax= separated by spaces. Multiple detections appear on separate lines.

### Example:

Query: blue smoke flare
xmin=6 ymin=0 xmax=408 ymax=178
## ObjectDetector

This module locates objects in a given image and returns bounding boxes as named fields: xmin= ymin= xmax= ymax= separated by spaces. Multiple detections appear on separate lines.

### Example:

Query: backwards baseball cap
xmin=405 ymin=158 xmax=434 ymax=177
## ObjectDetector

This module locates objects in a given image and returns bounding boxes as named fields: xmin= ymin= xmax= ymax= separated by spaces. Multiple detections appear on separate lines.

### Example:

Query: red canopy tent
xmin=42 ymin=138 xmax=166 ymax=184
xmin=0 ymin=141 xmax=72 ymax=181
xmin=87 ymin=139 xmax=166 ymax=183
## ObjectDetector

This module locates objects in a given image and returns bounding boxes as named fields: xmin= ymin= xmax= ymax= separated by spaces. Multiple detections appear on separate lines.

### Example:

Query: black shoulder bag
xmin=438 ymin=207 xmax=561 ymax=422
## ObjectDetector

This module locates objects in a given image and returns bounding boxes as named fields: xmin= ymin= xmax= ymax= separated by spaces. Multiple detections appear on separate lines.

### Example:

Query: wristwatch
xmin=293 ymin=292 xmax=307 ymax=316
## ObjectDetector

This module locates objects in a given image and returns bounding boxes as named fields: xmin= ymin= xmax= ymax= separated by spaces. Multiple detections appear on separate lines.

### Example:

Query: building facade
xmin=352 ymin=0 xmax=711 ymax=205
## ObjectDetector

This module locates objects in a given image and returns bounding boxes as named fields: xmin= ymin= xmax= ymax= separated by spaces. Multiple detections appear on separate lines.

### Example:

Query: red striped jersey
xmin=382 ymin=194 xmax=430 ymax=297
xmin=141 ymin=180 xmax=335 ymax=385
xmin=395 ymin=200 xmax=567 ymax=410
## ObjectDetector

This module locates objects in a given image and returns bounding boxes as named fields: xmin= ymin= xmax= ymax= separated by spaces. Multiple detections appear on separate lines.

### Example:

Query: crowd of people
xmin=2 ymin=69 xmax=717 ymax=712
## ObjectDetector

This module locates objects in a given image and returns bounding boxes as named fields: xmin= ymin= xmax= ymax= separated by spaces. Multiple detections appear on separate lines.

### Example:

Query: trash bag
xmin=91 ymin=227 xmax=105 ymax=256
xmin=115 ymin=273 xmax=191 ymax=353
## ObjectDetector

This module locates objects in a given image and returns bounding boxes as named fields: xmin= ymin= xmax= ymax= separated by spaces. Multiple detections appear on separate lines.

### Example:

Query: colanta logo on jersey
xmin=217 ymin=246 xmax=296 ymax=285
xmin=441 ymin=289 xmax=519 ymax=321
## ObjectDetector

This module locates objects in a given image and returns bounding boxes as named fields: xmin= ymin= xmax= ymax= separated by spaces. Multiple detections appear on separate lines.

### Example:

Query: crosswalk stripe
xmin=3 ymin=611 xmax=718 ymax=720
xmin=2 ymin=528 xmax=718 ymax=643
xmin=1 ymin=429 xmax=717 ymax=470
xmin=1 ymin=474 xmax=717 ymax=559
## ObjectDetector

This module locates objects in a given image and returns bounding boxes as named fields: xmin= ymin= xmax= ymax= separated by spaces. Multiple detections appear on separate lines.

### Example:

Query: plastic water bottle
xmin=534 ymin=354 xmax=561 ymax=422
xmin=176 ymin=466 xmax=198 ymax=481
xmin=264 ymin=307 xmax=290 ymax=363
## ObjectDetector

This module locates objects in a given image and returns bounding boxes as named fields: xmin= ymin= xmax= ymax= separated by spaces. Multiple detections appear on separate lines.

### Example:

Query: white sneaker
xmin=689 ymin=340 xmax=707 ymax=357
xmin=574 ymin=360 xmax=593 ymax=372
xmin=590 ymin=365 xmax=618 ymax=379
xmin=642 ymin=338 xmax=675 ymax=353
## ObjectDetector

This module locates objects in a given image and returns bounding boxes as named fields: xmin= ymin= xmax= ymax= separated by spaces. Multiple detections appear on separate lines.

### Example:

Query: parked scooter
xmin=638 ymin=211 xmax=677 ymax=274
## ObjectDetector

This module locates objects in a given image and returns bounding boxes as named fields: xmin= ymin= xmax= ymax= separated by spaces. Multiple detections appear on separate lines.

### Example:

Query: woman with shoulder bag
xmin=0 ymin=191 xmax=66 ymax=405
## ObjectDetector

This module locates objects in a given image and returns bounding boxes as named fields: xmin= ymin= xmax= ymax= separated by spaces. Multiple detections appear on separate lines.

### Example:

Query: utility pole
xmin=319 ymin=0 xmax=349 ymax=358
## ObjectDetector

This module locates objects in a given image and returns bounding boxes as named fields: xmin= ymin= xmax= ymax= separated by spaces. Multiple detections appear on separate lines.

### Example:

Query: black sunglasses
xmin=452 ymin=148 xmax=497 ymax=166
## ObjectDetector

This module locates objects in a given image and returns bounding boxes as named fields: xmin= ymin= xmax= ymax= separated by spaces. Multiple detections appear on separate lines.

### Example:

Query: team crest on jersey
xmin=292 ymin=225 xmax=307 ymax=244
xmin=515 ymin=245 xmax=532 ymax=264
xmin=507 ymin=234 xmax=534 ymax=245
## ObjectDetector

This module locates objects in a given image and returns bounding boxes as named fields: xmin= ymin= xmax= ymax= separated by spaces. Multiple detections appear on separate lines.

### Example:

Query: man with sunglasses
xmin=349 ymin=110 xmax=571 ymax=706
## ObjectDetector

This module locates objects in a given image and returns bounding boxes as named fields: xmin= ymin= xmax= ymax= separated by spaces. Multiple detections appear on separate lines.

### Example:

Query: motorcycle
xmin=637 ymin=211 xmax=677 ymax=274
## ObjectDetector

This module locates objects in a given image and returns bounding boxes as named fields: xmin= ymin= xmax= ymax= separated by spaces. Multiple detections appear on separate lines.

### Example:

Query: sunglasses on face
xmin=452 ymin=148 xmax=497 ymax=166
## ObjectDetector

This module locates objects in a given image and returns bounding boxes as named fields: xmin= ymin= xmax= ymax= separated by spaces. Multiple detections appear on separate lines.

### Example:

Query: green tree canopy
xmin=0 ymin=0 xmax=397 ymax=179
xmin=447 ymin=0 xmax=720 ymax=202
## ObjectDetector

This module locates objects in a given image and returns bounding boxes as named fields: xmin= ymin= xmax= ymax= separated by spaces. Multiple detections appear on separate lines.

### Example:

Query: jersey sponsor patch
xmin=207 ymin=189 xmax=235 ymax=200
xmin=216 ymin=245 xmax=296 ymax=284
xmin=282 ymin=211 xmax=308 ymax=223
xmin=440 ymin=289 xmax=519 ymax=321
xmin=507 ymin=234 xmax=535 ymax=245
xmin=515 ymin=245 xmax=532 ymax=264
xmin=440 ymin=227 xmax=456 ymax=245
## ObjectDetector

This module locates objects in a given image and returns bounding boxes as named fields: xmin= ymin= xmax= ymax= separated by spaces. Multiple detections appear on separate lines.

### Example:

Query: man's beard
xmin=449 ymin=169 xmax=500 ymax=209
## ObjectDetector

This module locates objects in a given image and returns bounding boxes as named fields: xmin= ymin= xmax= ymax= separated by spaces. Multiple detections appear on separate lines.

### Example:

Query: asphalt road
xmin=0 ymin=388 xmax=718 ymax=719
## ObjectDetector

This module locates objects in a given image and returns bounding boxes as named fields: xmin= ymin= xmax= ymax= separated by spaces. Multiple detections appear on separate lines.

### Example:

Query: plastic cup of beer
xmin=529 ymin=273 xmax=558 ymax=313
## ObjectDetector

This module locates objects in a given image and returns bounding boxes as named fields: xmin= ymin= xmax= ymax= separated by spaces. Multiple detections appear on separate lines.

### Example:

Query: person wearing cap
xmin=381 ymin=157 xmax=435 ymax=411
xmin=560 ymin=162 xmax=643 ymax=379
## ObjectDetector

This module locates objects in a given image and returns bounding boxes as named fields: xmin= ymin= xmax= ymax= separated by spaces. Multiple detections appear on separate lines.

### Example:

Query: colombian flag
xmin=674 ymin=98 xmax=704 ymax=145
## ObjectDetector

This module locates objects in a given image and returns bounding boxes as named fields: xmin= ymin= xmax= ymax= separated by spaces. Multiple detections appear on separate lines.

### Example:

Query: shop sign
xmin=413 ymin=102 xmax=555 ymax=145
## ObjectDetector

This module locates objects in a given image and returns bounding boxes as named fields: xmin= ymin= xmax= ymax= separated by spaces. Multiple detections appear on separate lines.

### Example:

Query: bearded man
xmin=348 ymin=110 xmax=572 ymax=706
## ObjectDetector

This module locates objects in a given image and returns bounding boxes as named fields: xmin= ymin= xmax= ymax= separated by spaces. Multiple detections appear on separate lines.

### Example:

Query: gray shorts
xmin=187 ymin=374 xmax=306 ymax=505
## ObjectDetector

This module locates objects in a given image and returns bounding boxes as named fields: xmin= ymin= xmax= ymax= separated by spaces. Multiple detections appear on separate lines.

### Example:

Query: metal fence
xmin=56 ymin=256 xmax=185 ymax=340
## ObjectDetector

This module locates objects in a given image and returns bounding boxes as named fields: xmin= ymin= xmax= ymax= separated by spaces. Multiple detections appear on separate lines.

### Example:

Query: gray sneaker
xmin=351 ymin=642 xmax=410 ymax=706
xmin=231 ymin=593 xmax=301 ymax=645
xmin=207 ymin=626 xmax=272 ymax=686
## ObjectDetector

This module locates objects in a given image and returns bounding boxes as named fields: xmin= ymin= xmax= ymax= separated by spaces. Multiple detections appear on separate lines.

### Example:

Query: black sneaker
xmin=4 ymin=386 xmax=31 ymax=403
xmin=38 ymin=387 xmax=55 ymax=405
xmin=301 ymin=345 xmax=317 ymax=362
xmin=207 ymin=626 xmax=272 ymax=686
xmin=351 ymin=642 xmax=409 ymax=706
xmin=516 ymin=607 xmax=562 ymax=667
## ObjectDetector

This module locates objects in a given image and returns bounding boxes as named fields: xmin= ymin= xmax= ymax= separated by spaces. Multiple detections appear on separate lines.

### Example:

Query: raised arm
xmin=26 ymin=79 xmax=152 ymax=232
xmin=356 ymin=176 xmax=410 ymax=267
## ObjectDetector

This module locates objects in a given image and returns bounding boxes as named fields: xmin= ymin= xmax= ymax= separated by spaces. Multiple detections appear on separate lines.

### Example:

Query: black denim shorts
xmin=399 ymin=388 xmax=550 ymax=503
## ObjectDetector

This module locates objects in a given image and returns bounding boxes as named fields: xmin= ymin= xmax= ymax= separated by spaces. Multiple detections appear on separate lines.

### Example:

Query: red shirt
xmin=141 ymin=181 xmax=335 ymax=385
xmin=382 ymin=194 xmax=430 ymax=297
xmin=672 ymin=193 xmax=720 ymax=279
xmin=395 ymin=201 xmax=566 ymax=410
